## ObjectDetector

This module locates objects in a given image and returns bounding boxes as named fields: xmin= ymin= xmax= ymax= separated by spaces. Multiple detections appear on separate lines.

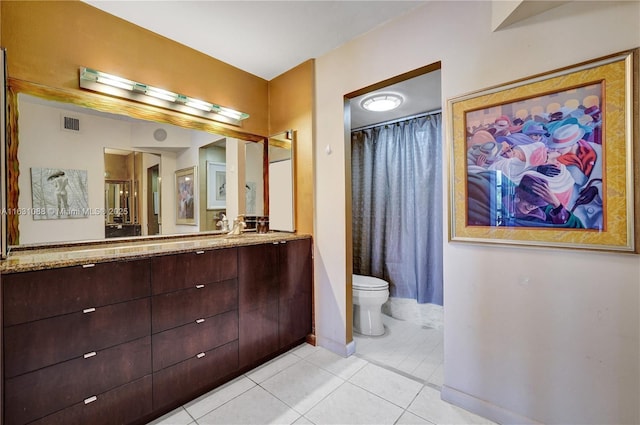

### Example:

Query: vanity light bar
xmin=79 ymin=67 xmax=250 ymax=126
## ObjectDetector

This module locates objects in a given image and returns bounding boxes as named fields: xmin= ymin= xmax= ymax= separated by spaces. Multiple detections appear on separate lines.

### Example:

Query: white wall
xmin=314 ymin=1 xmax=640 ymax=424
xmin=17 ymin=97 xmax=220 ymax=243
xmin=245 ymin=141 xmax=264 ymax=216
xmin=18 ymin=99 xmax=130 ymax=244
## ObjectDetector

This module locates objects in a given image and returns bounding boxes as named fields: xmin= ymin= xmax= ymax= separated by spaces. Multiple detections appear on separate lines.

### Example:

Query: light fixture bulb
xmin=79 ymin=67 xmax=250 ymax=125
xmin=361 ymin=93 xmax=403 ymax=112
xmin=146 ymin=88 xmax=178 ymax=102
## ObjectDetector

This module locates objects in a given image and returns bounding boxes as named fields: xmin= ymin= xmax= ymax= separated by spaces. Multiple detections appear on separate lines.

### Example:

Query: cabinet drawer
xmin=152 ymin=278 xmax=237 ymax=333
xmin=153 ymin=309 xmax=238 ymax=371
xmin=27 ymin=375 xmax=153 ymax=425
xmin=4 ymin=298 xmax=151 ymax=378
xmin=153 ymin=341 xmax=238 ymax=410
xmin=3 ymin=259 xmax=150 ymax=326
xmin=5 ymin=336 xmax=151 ymax=425
xmin=151 ymin=248 xmax=237 ymax=295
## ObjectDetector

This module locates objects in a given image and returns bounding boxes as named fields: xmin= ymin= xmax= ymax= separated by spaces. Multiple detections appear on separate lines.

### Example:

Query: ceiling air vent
xmin=61 ymin=115 xmax=81 ymax=133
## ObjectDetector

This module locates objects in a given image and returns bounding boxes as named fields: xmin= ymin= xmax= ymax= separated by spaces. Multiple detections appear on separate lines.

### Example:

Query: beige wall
xmin=314 ymin=1 xmax=639 ymax=424
xmin=1 ymin=0 xmax=268 ymax=136
xmin=268 ymin=60 xmax=314 ymax=235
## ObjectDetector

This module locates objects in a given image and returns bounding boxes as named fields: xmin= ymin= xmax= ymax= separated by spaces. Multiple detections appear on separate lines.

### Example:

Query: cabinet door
xmin=151 ymin=248 xmax=237 ymax=295
xmin=278 ymin=238 xmax=313 ymax=348
xmin=238 ymin=243 xmax=280 ymax=368
xmin=3 ymin=259 xmax=150 ymax=326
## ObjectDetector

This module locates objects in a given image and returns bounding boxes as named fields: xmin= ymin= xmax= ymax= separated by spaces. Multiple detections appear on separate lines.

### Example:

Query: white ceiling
xmin=83 ymin=1 xmax=427 ymax=81
xmin=83 ymin=0 xmax=438 ymax=129
xmin=80 ymin=1 xmax=565 ymax=130
xmin=349 ymin=70 xmax=442 ymax=129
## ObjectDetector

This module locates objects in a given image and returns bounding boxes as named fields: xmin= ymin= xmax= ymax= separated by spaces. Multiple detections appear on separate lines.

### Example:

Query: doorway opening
xmin=345 ymin=62 xmax=444 ymax=385
xmin=146 ymin=164 xmax=160 ymax=236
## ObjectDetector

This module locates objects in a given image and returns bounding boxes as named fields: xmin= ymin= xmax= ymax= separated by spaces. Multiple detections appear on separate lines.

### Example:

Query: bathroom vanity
xmin=0 ymin=233 xmax=313 ymax=425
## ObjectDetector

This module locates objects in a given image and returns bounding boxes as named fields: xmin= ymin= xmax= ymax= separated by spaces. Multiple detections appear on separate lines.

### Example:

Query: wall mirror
xmin=268 ymin=130 xmax=295 ymax=232
xmin=5 ymin=81 xmax=276 ymax=249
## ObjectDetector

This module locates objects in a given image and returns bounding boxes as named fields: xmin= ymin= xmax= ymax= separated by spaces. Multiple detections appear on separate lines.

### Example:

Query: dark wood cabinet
xmin=29 ymin=376 xmax=153 ymax=425
xmin=3 ymin=259 xmax=150 ymax=326
xmin=279 ymin=238 xmax=313 ymax=348
xmin=4 ymin=298 xmax=151 ymax=378
xmin=152 ymin=278 xmax=237 ymax=333
xmin=151 ymin=248 xmax=237 ymax=295
xmin=5 ymin=336 xmax=151 ymax=425
xmin=2 ymin=236 xmax=312 ymax=425
xmin=152 ymin=310 xmax=238 ymax=371
xmin=150 ymin=247 xmax=240 ymax=412
xmin=238 ymin=238 xmax=313 ymax=368
xmin=2 ymin=259 xmax=153 ymax=425
xmin=153 ymin=341 xmax=239 ymax=410
xmin=238 ymin=242 xmax=281 ymax=368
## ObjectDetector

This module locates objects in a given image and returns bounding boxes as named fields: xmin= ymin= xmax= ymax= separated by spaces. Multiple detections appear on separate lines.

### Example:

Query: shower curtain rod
xmin=351 ymin=109 xmax=442 ymax=132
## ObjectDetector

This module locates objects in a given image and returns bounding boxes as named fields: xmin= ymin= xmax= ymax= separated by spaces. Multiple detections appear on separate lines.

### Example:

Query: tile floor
xmin=148 ymin=314 xmax=495 ymax=425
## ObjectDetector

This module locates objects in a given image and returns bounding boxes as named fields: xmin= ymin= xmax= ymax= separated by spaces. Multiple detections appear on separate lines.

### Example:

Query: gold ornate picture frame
xmin=447 ymin=49 xmax=638 ymax=252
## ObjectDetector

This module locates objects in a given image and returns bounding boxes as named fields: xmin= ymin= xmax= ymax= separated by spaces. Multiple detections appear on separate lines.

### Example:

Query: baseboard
xmin=305 ymin=333 xmax=317 ymax=346
xmin=441 ymin=385 xmax=542 ymax=425
xmin=316 ymin=335 xmax=356 ymax=357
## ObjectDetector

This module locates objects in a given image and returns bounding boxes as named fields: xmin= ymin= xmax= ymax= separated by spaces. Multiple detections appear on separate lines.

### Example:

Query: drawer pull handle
xmin=272 ymin=242 xmax=279 ymax=245
xmin=84 ymin=396 xmax=97 ymax=405
xmin=196 ymin=352 xmax=206 ymax=359
xmin=82 ymin=263 xmax=96 ymax=268
xmin=84 ymin=351 xmax=97 ymax=359
xmin=280 ymin=241 xmax=287 ymax=244
xmin=195 ymin=250 xmax=205 ymax=255
xmin=196 ymin=284 xmax=205 ymax=289
xmin=83 ymin=307 xmax=96 ymax=314
xmin=196 ymin=318 xmax=205 ymax=324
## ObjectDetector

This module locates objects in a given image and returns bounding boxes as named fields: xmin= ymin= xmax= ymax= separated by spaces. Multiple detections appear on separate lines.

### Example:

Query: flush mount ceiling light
xmin=361 ymin=93 xmax=403 ymax=112
xmin=79 ymin=67 xmax=249 ymax=126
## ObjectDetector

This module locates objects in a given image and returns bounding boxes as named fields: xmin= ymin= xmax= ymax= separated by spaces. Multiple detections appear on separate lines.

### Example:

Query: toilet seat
xmin=353 ymin=275 xmax=388 ymax=291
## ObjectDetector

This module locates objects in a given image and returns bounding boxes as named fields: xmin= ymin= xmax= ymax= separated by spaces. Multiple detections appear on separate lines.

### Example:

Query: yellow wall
xmin=268 ymin=60 xmax=314 ymax=235
xmin=1 ymin=0 xmax=268 ymax=136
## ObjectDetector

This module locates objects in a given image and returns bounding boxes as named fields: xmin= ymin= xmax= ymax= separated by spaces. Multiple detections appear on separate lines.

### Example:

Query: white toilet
xmin=352 ymin=274 xmax=390 ymax=336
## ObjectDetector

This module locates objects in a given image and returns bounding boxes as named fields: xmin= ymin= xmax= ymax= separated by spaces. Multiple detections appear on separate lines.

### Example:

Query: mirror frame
xmin=5 ymin=78 xmax=269 ymax=249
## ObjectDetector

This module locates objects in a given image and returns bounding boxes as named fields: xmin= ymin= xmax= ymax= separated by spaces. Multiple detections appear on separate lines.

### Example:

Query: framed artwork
xmin=447 ymin=49 xmax=638 ymax=252
xmin=175 ymin=166 xmax=196 ymax=225
xmin=206 ymin=161 xmax=226 ymax=210
xmin=30 ymin=167 xmax=89 ymax=220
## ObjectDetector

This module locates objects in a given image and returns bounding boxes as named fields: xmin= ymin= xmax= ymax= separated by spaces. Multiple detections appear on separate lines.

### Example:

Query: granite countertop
xmin=1 ymin=232 xmax=311 ymax=273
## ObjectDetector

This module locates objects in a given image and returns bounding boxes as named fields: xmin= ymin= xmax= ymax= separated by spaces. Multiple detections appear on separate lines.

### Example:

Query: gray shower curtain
xmin=352 ymin=114 xmax=443 ymax=305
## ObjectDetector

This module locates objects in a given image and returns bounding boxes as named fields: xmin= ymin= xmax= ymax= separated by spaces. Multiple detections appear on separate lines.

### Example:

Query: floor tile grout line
xmin=353 ymin=352 xmax=430 ymax=387
xmin=185 ymin=376 xmax=258 ymax=422
xmin=257 ymin=372 xmax=349 ymax=418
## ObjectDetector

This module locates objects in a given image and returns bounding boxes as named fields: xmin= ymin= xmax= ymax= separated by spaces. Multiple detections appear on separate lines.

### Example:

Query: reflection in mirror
xmin=269 ymin=130 xmax=295 ymax=232
xmin=104 ymin=148 xmax=161 ymax=238
xmin=12 ymin=92 xmax=266 ymax=246
xmin=198 ymin=138 xmax=265 ymax=231
xmin=104 ymin=181 xmax=131 ymax=224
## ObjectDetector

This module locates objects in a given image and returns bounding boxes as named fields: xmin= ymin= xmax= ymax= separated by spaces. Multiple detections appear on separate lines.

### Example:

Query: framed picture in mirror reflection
xmin=206 ymin=161 xmax=226 ymax=210
xmin=175 ymin=166 xmax=196 ymax=225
